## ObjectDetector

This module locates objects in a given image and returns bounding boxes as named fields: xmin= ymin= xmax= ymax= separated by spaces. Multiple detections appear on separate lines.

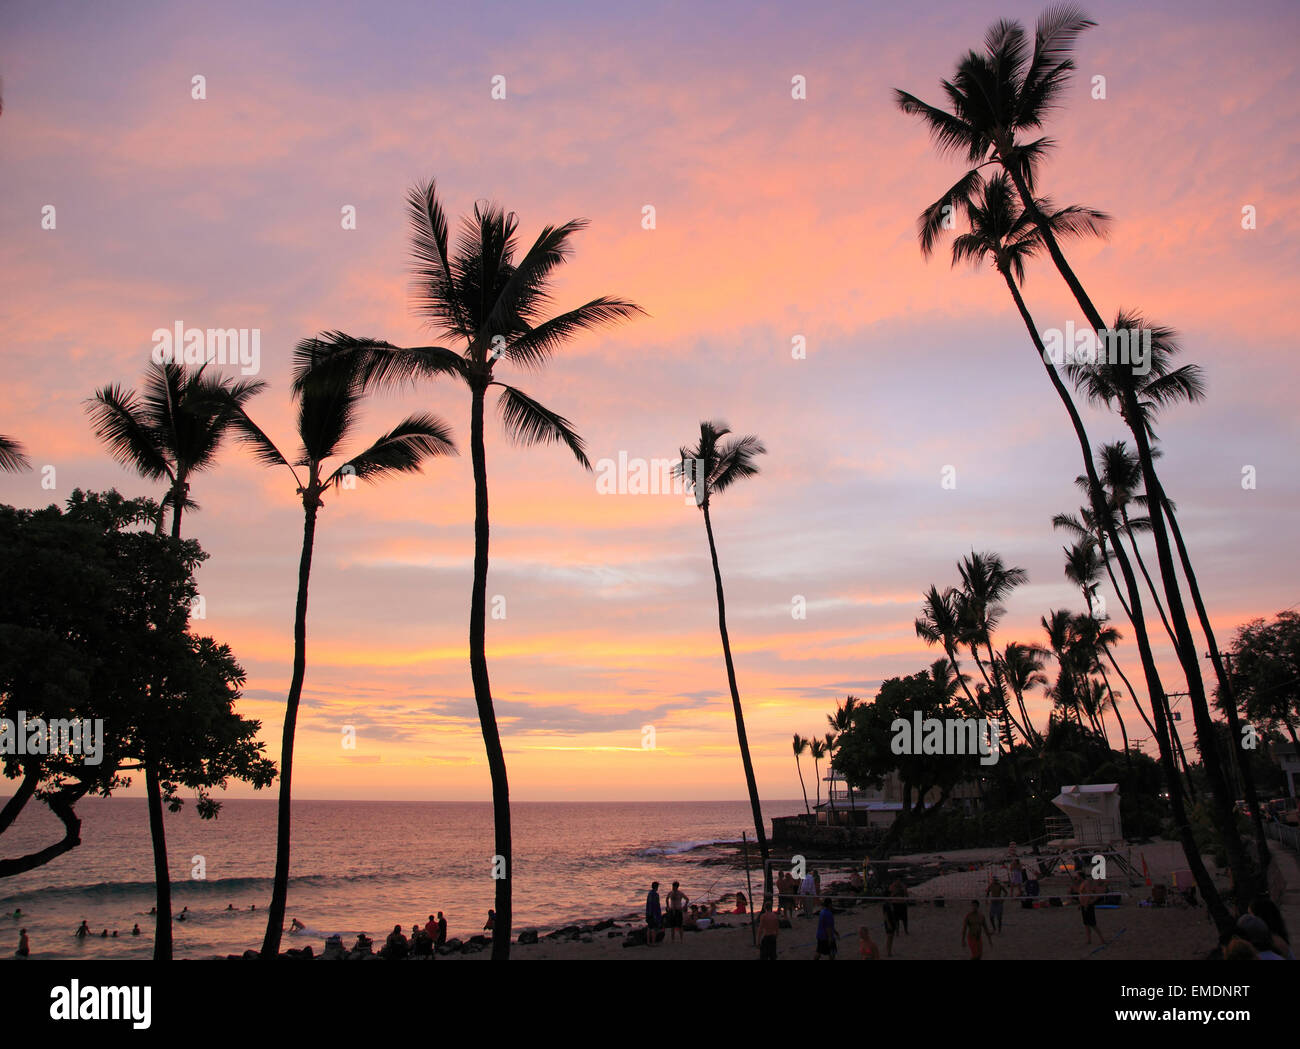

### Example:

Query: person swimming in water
xmin=75 ymin=921 xmax=90 ymax=939
xmin=290 ymin=918 xmax=305 ymax=932
xmin=132 ymin=924 xmax=141 ymax=936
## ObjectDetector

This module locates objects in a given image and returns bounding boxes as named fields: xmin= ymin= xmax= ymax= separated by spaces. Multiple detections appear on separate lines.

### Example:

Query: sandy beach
xmin=438 ymin=841 xmax=1300 ymax=961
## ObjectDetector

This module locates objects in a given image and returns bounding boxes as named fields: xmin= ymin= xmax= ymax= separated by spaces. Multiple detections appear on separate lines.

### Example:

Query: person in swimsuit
xmin=75 ymin=921 xmax=89 ymax=939
xmin=892 ymin=879 xmax=909 ymax=934
xmin=1009 ymin=859 xmax=1024 ymax=897
xmin=962 ymin=900 xmax=994 ymax=960
xmin=986 ymin=877 xmax=1007 ymax=933
xmin=858 ymin=926 xmax=879 ymax=960
xmin=665 ymin=882 xmax=689 ymax=943
xmin=15 ymin=929 xmax=29 ymax=958
xmin=1080 ymin=875 xmax=1106 ymax=945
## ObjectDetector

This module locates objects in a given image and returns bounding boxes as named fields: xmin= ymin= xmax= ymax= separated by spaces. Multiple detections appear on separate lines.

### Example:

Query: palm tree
xmin=898 ymin=12 xmax=1253 ymax=918
xmin=86 ymin=360 xmax=265 ymax=960
xmin=227 ymin=341 xmax=456 ymax=960
xmin=0 ymin=435 xmax=30 ymax=472
xmin=999 ymin=642 xmax=1048 ymax=746
xmin=915 ymin=585 xmax=983 ymax=718
xmin=296 ymin=182 xmax=641 ymax=959
xmin=955 ymin=550 xmax=1030 ymax=741
xmin=908 ymin=148 xmax=1229 ymax=929
xmin=792 ymin=734 xmax=811 ymax=816
xmin=809 ymin=737 xmax=827 ymax=810
xmin=828 ymin=697 xmax=860 ymax=819
xmin=676 ymin=420 xmax=773 ymax=908
xmin=1068 ymin=312 xmax=1255 ymax=897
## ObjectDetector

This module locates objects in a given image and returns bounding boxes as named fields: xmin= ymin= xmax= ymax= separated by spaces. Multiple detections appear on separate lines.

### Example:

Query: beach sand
xmin=445 ymin=841 xmax=1300 ymax=961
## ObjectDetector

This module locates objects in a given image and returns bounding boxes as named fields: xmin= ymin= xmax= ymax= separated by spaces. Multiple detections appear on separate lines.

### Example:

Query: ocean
xmin=0 ymin=798 xmax=805 ymax=959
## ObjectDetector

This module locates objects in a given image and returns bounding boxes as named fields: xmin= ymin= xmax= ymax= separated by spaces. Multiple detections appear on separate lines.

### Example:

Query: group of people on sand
xmin=371 ymin=912 xmax=453 ymax=959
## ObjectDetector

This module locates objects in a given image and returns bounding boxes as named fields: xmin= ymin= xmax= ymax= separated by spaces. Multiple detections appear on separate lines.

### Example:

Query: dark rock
xmin=517 ymin=929 xmax=539 ymax=945
xmin=241 ymin=949 xmax=260 ymax=961
xmin=624 ymin=928 xmax=647 ymax=947
xmin=594 ymin=919 xmax=615 ymax=932
xmin=467 ymin=934 xmax=490 ymax=947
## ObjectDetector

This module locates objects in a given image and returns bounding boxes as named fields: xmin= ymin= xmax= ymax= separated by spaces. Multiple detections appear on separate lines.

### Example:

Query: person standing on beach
xmin=986 ymin=877 xmax=1006 ymax=933
xmin=814 ymin=898 xmax=838 ymax=960
xmin=961 ymin=900 xmax=994 ymax=960
xmin=425 ymin=914 xmax=438 ymax=940
xmin=1009 ymin=858 xmax=1023 ymax=898
xmin=777 ymin=871 xmax=793 ymax=920
xmin=1079 ymin=874 xmax=1106 ymax=946
xmin=890 ymin=879 xmax=909 ymax=935
xmin=757 ymin=903 xmax=780 ymax=960
xmin=665 ymin=882 xmax=689 ymax=943
xmin=645 ymin=882 xmax=663 ymax=946
xmin=15 ymin=929 xmax=29 ymax=958
xmin=858 ymin=926 xmax=879 ymax=960
xmin=799 ymin=870 xmax=816 ymax=917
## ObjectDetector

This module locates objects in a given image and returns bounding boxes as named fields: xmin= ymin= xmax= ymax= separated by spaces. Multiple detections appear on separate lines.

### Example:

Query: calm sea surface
xmin=0 ymin=798 xmax=803 ymax=959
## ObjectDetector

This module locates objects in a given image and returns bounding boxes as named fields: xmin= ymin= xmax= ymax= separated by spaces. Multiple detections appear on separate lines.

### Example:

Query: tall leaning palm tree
xmin=86 ymin=359 xmax=265 ymax=960
xmin=792 ymin=734 xmax=811 ymax=816
xmin=913 ymin=158 xmax=1229 ymax=928
xmin=898 ymin=12 xmax=1254 ymax=918
xmin=227 ymin=341 xmax=456 ymax=960
xmin=676 ymin=421 xmax=773 ymax=907
xmin=0 ymin=435 xmax=31 ymax=472
xmin=295 ymin=180 xmax=641 ymax=958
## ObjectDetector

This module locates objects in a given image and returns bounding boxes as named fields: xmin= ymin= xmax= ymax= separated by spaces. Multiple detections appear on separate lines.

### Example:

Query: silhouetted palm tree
xmin=1069 ymin=313 xmax=1259 ymax=889
xmin=828 ymin=697 xmax=860 ymax=818
xmin=86 ymin=359 xmax=265 ymax=960
xmin=809 ymin=737 xmax=827 ymax=809
xmin=677 ymin=421 xmax=773 ymax=907
xmin=915 ymin=585 xmax=982 ymax=718
xmin=296 ymin=181 xmax=641 ymax=958
xmin=227 ymin=341 xmax=456 ymax=959
xmin=999 ymin=642 xmax=1048 ymax=746
xmin=792 ymin=734 xmax=811 ymax=816
xmin=904 ymin=115 xmax=1228 ymax=925
xmin=0 ymin=435 xmax=30 ymax=472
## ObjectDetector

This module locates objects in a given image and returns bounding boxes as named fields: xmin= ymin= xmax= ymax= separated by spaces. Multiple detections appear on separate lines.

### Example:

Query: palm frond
xmin=329 ymin=413 xmax=458 ymax=486
xmin=495 ymin=384 xmax=590 ymax=470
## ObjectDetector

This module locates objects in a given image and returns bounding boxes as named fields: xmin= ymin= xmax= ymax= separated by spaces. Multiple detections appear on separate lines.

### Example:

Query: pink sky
xmin=2 ymin=0 xmax=1298 ymax=800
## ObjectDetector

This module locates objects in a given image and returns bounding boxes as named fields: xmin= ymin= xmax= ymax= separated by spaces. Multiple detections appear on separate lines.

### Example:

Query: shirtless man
xmin=986 ymin=877 xmax=1007 ymax=933
xmin=961 ymin=900 xmax=994 ymax=960
xmin=665 ymin=882 xmax=689 ymax=943
xmin=1079 ymin=874 xmax=1107 ymax=946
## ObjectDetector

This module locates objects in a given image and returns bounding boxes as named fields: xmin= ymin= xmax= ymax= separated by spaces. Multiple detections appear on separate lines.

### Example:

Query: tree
xmin=293 ymin=181 xmax=641 ymax=958
xmin=897 ymin=11 xmax=1254 ymax=918
xmin=676 ymin=421 xmax=773 ymax=908
xmin=0 ymin=491 xmax=275 ymax=885
xmin=1227 ymin=612 xmax=1300 ymax=749
xmin=0 ymin=435 xmax=30 ymax=472
xmin=901 ymin=110 xmax=1232 ymax=930
xmin=86 ymin=361 xmax=265 ymax=958
xmin=792 ymin=734 xmax=811 ymax=816
xmin=915 ymin=585 xmax=983 ymax=719
xmin=834 ymin=670 xmax=975 ymax=850
xmin=226 ymin=341 xmax=456 ymax=959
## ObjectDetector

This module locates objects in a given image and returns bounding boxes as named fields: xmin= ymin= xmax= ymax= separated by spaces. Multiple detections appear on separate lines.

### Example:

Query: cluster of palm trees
xmin=792 ymin=696 xmax=861 ymax=820
xmin=897 ymin=4 xmax=1266 ymax=932
xmin=76 ymin=181 xmax=643 ymax=961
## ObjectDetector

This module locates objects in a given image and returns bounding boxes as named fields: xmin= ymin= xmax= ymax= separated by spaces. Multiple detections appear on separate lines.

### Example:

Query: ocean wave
xmin=0 ymin=869 xmax=424 ymax=906
xmin=633 ymin=838 xmax=733 ymax=857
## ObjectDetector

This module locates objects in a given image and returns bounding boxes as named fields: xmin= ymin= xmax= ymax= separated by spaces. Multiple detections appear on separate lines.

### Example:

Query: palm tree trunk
xmin=145 ymin=479 xmax=190 ymax=961
xmin=261 ymin=496 xmax=320 ymax=959
xmin=1123 ymin=403 xmax=1255 ymax=906
xmin=795 ymin=755 xmax=810 ymax=816
xmin=145 ymin=765 xmax=172 ymax=961
xmin=701 ymin=502 xmax=773 ymax=908
xmin=999 ymin=265 xmax=1233 ymax=933
xmin=470 ymin=383 xmax=512 ymax=960
xmin=1122 ymin=514 xmax=1177 ymax=649
xmin=1163 ymin=499 xmax=1270 ymax=873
